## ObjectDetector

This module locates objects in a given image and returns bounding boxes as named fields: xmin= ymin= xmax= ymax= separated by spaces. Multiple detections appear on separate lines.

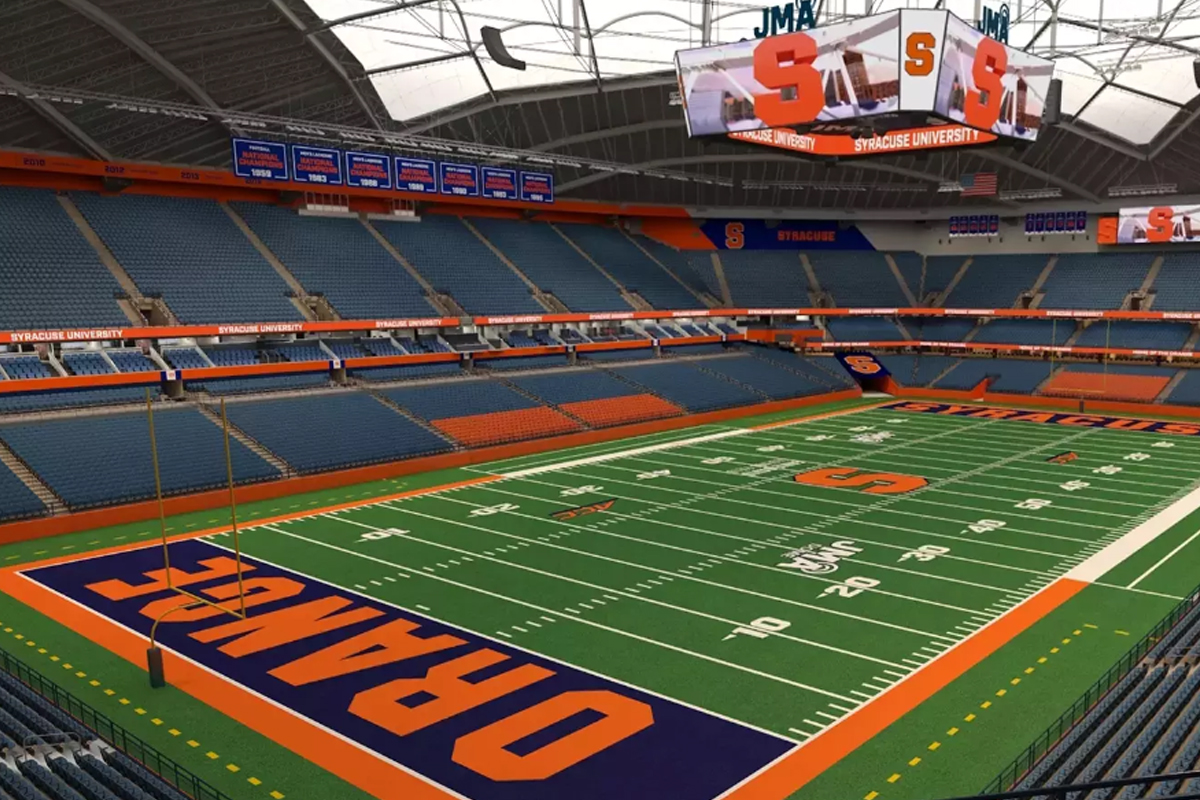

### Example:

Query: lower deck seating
xmin=188 ymin=373 xmax=331 ymax=396
xmin=0 ymin=407 xmax=278 ymax=508
xmin=61 ymin=352 xmax=113 ymax=376
xmin=972 ymin=320 xmax=1074 ymax=346
xmin=510 ymin=370 xmax=684 ymax=427
xmin=431 ymin=406 xmax=582 ymax=447
xmin=906 ymin=318 xmax=976 ymax=342
xmin=1042 ymin=364 xmax=1177 ymax=403
xmin=0 ymin=357 xmax=54 ymax=380
xmin=162 ymin=348 xmax=209 ymax=370
xmin=224 ymin=393 xmax=451 ymax=473
xmin=107 ymin=350 xmax=158 ymax=373
xmin=933 ymin=358 xmax=1053 ymax=393
xmin=825 ymin=318 xmax=906 ymax=341
xmin=351 ymin=363 xmax=463 ymax=382
xmin=1074 ymin=322 xmax=1193 ymax=350
xmin=578 ymin=347 xmax=655 ymax=362
xmin=696 ymin=355 xmax=825 ymax=400
xmin=381 ymin=380 xmax=581 ymax=446
xmin=747 ymin=349 xmax=856 ymax=391
xmin=610 ymin=362 xmax=763 ymax=412
xmin=559 ymin=395 xmax=683 ymax=427
xmin=0 ymin=386 xmax=152 ymax=415
xmin=1165 ymin=370 xmax=1200 ymax=405
xmin=0 ymin=466 xmax=43 ymax=522
xmin=475 ymin=354 xmax=570 ymax=371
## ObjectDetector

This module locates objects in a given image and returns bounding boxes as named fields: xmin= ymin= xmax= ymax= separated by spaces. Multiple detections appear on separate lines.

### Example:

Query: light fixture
xmin=1108 ymin=184 xmax=1178 ymax=197
xmin=998 ymin=188 xmax=1062 ymax=200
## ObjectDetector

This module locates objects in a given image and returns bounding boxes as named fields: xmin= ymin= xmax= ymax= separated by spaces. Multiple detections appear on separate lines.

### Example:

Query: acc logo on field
xmin=777 ymin=540 xmax=861 ymax=573
xmin=795 ymin=467 xmax=927 ymax=494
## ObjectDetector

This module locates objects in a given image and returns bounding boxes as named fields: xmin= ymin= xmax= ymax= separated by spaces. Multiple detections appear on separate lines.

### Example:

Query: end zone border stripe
xmin=718 ymin=578 xmax=1087 ymax=800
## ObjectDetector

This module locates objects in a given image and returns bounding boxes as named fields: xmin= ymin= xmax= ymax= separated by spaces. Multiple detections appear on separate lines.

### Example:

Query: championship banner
xmin=1116 ymin=205 xmax=1200 ymax=244
xmin=290 ymin=145 xmax=343 ymax=185
xmin=344 ymin=151 xmax=393 ymax=190
xmin=481 ymin=166 xmax=518 ymax=200
xmin=520 ymin=171 xmax=555 ymax=204
xmin=675 ymin=8 xmax=1053 ymax=148
xmin=1026 ymin=211 xmax=1087 ymax=235
xmin=439 ymin=162 xmax=480 ymax=197
xmin=395 ymin=157 xmax=438 ymax=194
xmin=230 ymin=138 xmax=289 ymax=182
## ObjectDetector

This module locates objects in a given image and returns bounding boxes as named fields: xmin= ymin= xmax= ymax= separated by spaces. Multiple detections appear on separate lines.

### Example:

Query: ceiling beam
xmin=269 ymin=0 xmax=387 ymax=131
xmin=0 ymin=72 xmax=111 ymax=160
xmin=531 ymin=118 xmax=683 ymax=151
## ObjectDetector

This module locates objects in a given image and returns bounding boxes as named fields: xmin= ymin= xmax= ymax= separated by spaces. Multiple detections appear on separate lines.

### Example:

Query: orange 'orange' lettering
xmin=191 ymin=596 xmax=383 ymax=657
xmin=795 ymin=467 xmax=927 ymax=495
xmin=453 ymin=691 xmax=654 ymax=781
xmin=138 ymin=578 xmax=302 ymax=624
xmin=87 ymin=557 xmax=252 ymax=601
xmin=349 ymin=650 xmax=553 ymax=736
xmin=272 ymin=618 xmax=466 ymax=686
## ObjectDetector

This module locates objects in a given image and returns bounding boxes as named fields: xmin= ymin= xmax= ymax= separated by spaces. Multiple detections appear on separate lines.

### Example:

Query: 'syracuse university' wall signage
xmin=229 ymin=138 xmax=555 ymax=205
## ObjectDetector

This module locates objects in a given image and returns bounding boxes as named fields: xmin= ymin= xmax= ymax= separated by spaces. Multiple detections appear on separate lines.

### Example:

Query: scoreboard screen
xmin=1116 ymin=205 xmax=1200 ymax=244
xmin=674 ymin=9 xmax=1053 ymax=146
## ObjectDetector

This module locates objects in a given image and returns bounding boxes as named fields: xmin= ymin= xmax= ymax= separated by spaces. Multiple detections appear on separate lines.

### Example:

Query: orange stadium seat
xmin=1041 ymin=370 xmax=1171 ymax=403
xmin=560 ymin=394 xmax=684 ymax=427
xmin=432 ymin=406 xmax=583 ymax=447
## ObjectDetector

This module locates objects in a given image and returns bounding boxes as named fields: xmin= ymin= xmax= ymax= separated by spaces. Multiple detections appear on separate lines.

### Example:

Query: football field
xmin=11 ymin=399 xmax=1200 ymax=800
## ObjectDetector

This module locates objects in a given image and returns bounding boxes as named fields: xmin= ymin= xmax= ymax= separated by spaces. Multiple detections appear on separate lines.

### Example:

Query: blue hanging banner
xmin=395 ymin=157 xmax=439 ymax=194
xmin=290 ymin=145 xmax=343 ymax=186
xmin=520 ymin=172 xmax=555 ymax=204
xmin=231 ymin=138 xmax=289 ymax=182
xmin=481 ymin=167 xmax=519 ymax=200
xmin=344 ymin=151 xmax=393 ymax=190
xmin=439 ymin=162 xmax=480 ymax=197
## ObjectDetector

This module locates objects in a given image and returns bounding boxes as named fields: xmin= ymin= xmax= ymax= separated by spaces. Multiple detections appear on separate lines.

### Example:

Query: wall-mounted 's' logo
xmin=844 ymin=355 xmax=883 ymax=375
xmin=777 ymin=540 xmax=861 ymax=574
xmin=794 ymin=467 xmax=927 ymax=494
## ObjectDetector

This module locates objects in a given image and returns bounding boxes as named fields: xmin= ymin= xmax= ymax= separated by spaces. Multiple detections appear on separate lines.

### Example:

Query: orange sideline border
xmin=0 ymin=389 xmax=861 ymax=545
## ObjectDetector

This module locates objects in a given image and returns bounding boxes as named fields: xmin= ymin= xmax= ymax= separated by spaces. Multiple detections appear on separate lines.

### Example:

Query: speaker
xmin=481 ymin=26 xmax=526 ymax=71
xmin=102 ymin=176 xmax=133 ymax=193
xmin=1043 ymin=78 xmax=1062 ymax=126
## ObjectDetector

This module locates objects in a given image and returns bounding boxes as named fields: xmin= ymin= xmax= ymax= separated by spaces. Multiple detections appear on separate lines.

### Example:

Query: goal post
xmin=143 ymin=391 xmax=249 ymax=687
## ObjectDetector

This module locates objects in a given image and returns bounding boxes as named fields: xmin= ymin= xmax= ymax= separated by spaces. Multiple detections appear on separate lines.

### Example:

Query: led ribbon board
xmin=674 ymin=9 xmax=1053 ymax=155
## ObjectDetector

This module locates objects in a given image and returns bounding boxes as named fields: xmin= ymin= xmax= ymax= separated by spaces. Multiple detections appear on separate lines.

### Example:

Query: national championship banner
xmin=439 ymin=162 xmax=480 ymax=197
xmin=395 ymin=157 xmax=439 ymax=194
xmin=231 ymin=138 xmax=289 ymax=182
xmin=1116 ymin=205 xmax=1200 ymax=244
xmin=481 ymin=167 xmax=518 ymax=200
xmin=290 ymin=145 xmax=343 ymax=185
xmin=675 ymin=8 xmax=1053 ymax=147
xmin=344 ymin=151 xmax=393 ymax=190
xmin=1026 ymin=211 xmax=1087 ymax=235
xmin=520 ymin=172 xmax=555 ymax=204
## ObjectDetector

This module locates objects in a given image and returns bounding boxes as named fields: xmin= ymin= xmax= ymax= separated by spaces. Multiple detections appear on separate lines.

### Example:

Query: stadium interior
xmin=7 ymin=1 xmax=1200 ymax=800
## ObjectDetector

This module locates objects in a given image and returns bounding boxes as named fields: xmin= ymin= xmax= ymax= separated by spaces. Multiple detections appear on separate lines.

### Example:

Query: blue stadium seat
xmin=102 ymin=750 xmax=192 ymax=800
xmin=161 ymin=348 xmax=209 ymax=370
xmin=0 ymin=407 xmax=278 ymax=508
xmin=61 ymin=352 xmax=113 ymax=376
xmin=1 ymin=357 xmax=55 ymax=380
xmin=1164 ymin=370 xmax=1200 ymax=405
xmin=0 ymin=186 xmax=128 ymax=330
xmin=469 ymin=218 xmax=630 ymax=312
xmin=945 ymin=255 xmax=1048 ymax=308
xmin=717 ymin=251 xmax=809 ymax=307
xmin=747 ymin=349 xmax=855 ymax=390
xmin=271 ymin=343 xmax=327 ymax=363
xmin=19 ymin=759 xmax=89 ymax=800
xmin=351 ymin=363 xmax=463 ymax=382
xmin=234 ymin=203 xmax=435 ymax=320
xmin=509 ymin=370 xmax=643 ymax=404
xmin=72 ymin=193 xmax=300 ymax=324
xmin=48 ymin=756 xmax=128 ymax=800
xmin=375 ymin=216 xmax=543 ymax=314
xmin=934 ymin=358 xmax=1052 ymax=393
xmin=202 ymin=346 xmax=259 ymax=367
xmin=361 ymin=338 xmax=407 ymax=357
xmin=905 ymin=318 xmax=975 ymax=342
xmin=825 ymin=318 xmax=906 ymax=341
xmin=558 ymin=224 xmax=696 ymax=309
xmin=382 ymin=380 xmax=537 ymax=421
xmin=1040 ymin=253 xmax=1152 ymax=309
xmin=972 ymin=319 xmax=1073 ymax=346
xmin=76 ymin=754 xmax=156 ymax=800
xmin=1074 ymin=322 xmax=1191 ymax=350
xmin=696 ymin=355 xmax=824 ymax=400
xmin=106 ymin=350 xmax=159 ymax=373
xmin=809 ymin=252 xmax=910 ymax=307
xmin=609 ymin=361 xmax=764 ymax=412
xmin=223 ymin=392 xmax=452 ymax=473
xmin=578 ymin=348 xmax=655 ymax=362
xmin=477 ymin=355 xmax=570 ymax=371
xmin=188 ymin=374 xmax=331 ymax=396
xmin=0 ymin=386 xmax=152 ymax=415
xmin=0 ymin=465 xmax=44 ymax=522
xmin=631 ymin=238 xmax=722 ymax=302
xmin=1152 ymin=254 xmax=1200 ymax=311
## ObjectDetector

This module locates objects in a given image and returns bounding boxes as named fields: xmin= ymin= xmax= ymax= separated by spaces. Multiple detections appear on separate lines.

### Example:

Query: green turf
xmin=3 ymin=395 xmax=1199 ymax=800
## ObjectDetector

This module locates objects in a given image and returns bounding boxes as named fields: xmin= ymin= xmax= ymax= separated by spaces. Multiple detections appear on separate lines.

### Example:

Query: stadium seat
xmin=1151 ymin=254 xmax=1200 ymax=311
xmin=0 ymin=357 xmax=55 ymax=380
xmin=609 ymin=361 xmax=764 ymax=412
xmin=933 ymin=358 xmax=1052 ymax=393
xmin=696 ymin=354 xmax=826 ymax=400
xmin=72 ymin=193 xmax=300 ymax=324
xmin=0 ymin=186 xmax=128 ymax=330
xmin=223 ymin=392 xmax=453 ymax=473
xmin=351 ymin=363 xmax=464 ymax=382
xmin=106 ymin=350 xmax=159 ymax=373
xmin=0 ymin=386 xmax=153 ymax=415
xmin=375 ymin=215 xmax=544 ymax=314
xmin=631 ymin=237 xmax=723 ymax=302
xmin=825 ymin=318 xmax=906 ymax=341
xmin=0 ymin=465 xmax=44 ymax=522
xmin=558 ymin=224 xmax=697 ymax=309
xmin=717 ymin=250 xmax=809 ymax=306
xmin=972 ymin=319 xmax=1074 ymax=346
xmin=469 ymin=218 xmax=631 ymax=312
xmin=809 ymin=252 xmax=910 ymax=307
xmin=1039 ymin=253 xmax=1152 ymax=309
xmin=187 ymin=373 xmax=332 ymax=396
xmin=233 ymin=202 xmax=435 ymax=319
xmin=0 ymin=407 xmax=278 ymax=508
xmin=382 ymin=379 xmax=580 ymax=446
xmin=1074 ymin=321 xmax=1192 ymax=350
xmin=1043 ymin=364 xmax=1176 ymax=402
xmin=944 ymin=254 xmax=1048 ymax=308
xmin=905 ymin=318 xmax=975 ymax=342
xmin=476 ymin=354 xmax=570 ymax=371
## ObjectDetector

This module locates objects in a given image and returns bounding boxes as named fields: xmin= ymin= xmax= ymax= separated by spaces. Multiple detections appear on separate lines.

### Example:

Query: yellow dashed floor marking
xmin=226 ymin=764 xmax=240 ymax=773
xmin=1037 ymin=657 xmax=1047 ymax=664
xmin=206 ymin=751 xmax=219 ymax=760
xmin=947 ymin=727 xmax=959 ymax=736
xmin=865 ymin=792 xmax=878 ymax=800
xmin=908 ymin=757 xmax=921 ymax=767
xmin=928 ymin=741 xmax=940 ymax=751
xmin=169 ymin=729 xmax=181 ymax=736
xmin=995 ymin=689 xmax=1007 ymax=697
xmin=964 ymin=714 xmax=976 ymax=722
xmin=187 ymin=740 xmax=199 ymax=748
xmin=248 ymin=777 xmax=262 ymax=787
xmin=981 ymin=701 xmax=991 ymax=709
xmin=887 ymin=774 xmax=901 ymax=784
xmin=1024 ymin=667 xmax=1035 ymax=674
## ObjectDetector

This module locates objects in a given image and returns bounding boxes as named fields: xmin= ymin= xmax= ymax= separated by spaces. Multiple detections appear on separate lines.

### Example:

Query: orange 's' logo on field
xmin=552 ymin=500 xmax=617 ymax=521
xmin=1047 ymin=451 xmax=1079 ymax=465
xmin=794 ymin=467 xmax=927 ymax=494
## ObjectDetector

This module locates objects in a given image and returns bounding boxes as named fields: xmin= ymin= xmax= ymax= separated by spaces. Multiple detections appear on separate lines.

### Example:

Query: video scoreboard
xmin=674 ymin=9 xmax=1054 ymax=157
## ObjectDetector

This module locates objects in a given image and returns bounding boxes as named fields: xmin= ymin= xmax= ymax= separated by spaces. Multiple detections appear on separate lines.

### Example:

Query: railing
xmin=0 ymin=647 xmax=231 ymax=800
xmin=981 ymin=584 xmax=1200 ymax=794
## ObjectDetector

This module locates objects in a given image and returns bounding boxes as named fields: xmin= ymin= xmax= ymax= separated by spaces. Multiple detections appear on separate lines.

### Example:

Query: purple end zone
xmin=21 ymin=540 xmax=792 ymax=800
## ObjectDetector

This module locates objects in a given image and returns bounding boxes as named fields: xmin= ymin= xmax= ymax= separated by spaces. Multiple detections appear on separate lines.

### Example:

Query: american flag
xmin=960 ymin=173 xmax=997 ymax=197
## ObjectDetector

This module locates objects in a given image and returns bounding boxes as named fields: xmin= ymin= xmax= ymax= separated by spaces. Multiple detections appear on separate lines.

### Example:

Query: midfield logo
xmin=777 ymin=540 xmax=862 ymax=574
